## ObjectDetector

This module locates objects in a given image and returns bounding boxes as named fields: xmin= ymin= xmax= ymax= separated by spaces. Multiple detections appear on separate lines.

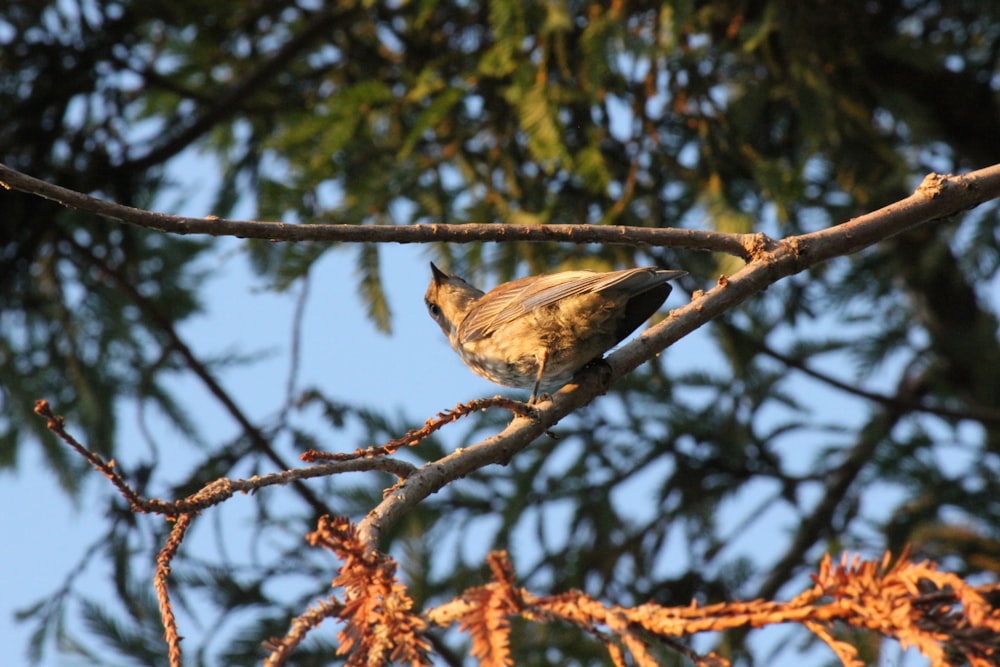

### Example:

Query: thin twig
xmin=261 ymin=596 xmax=343 ymax=666
xmin=282 ymin=273 xmax=311 ymax=419
xmin=155 ymin=513 xmax=193 ymax=667
xmin=33 ymin=400 xmax=160 ymax=511
xmin=33 ymin=400 xmax=418 ymax=514
xmin=755 ymin=334 xmax=1000 ymax=425
xmin=302 ymin=396 xmax=534 ymax=463
xmin=716 ymin=321 xmax=1000 ymax=425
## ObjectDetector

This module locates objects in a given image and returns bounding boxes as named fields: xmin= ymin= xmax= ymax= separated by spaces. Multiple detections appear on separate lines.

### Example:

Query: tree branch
xmin=7 ymin=160 xmax=1000 ymax=552
xmin=0 ymin=162 xmax=752 ymax=257
xmin=155 ymin=513 xmax=192 ymax=667
xmin=356 ymin=165 xmax=1000 ymax=550
xmin=721 ymin=322 xmax=1000 ymax=425
xmin=3 ymin=165 xmax=999 ymax=259
xmin=793 ymin=168 xmax=1000 ymax=264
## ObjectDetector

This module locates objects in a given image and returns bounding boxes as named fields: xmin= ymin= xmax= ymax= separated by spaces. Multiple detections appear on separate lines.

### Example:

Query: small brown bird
xmin=425 ymin=263 xmax=686 ymax=402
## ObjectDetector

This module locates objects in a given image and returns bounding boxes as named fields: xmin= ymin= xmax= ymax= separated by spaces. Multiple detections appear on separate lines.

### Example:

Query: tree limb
xmin=355 ymin=165 xmax=1000 ymax=550
xmin=6 ymin=161 xmax=1000 ymax=551
xmin=0 ymin=162 xmax=753 ymax=257
xmin=3 ymin=165 xmax=999 ymax=259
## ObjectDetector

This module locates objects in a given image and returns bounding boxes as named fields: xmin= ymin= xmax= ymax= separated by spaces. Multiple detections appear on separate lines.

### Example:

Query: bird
xmin=424 ymin=262 xmax=686 ymax=403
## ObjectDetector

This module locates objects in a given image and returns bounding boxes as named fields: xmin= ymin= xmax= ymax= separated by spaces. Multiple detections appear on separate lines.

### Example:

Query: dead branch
xmin=426 ymin=549 xmax=1000 ymax=667
xmin=155 ymin=514 xmax=193 ymax=667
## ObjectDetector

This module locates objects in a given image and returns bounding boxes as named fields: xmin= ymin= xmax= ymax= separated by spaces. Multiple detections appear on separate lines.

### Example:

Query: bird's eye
xmin=426 ymin=301 xmax=441 ymax=317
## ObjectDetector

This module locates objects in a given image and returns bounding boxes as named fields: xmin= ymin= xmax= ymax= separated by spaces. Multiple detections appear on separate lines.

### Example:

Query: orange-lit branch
xmin=427 ymin=550 xmax=1000 ymax=667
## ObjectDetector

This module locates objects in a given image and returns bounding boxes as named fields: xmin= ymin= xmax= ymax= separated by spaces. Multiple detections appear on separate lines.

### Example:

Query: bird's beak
xmin=430 ymin=262 xmax=449 ymax=284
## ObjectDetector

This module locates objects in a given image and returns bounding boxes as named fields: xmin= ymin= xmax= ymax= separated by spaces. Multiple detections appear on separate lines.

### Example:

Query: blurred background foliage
xmin=2 ymin=0 xmax=1000 ymax=665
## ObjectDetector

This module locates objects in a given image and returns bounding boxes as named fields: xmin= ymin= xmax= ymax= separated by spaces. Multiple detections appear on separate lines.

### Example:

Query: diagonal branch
xmin=58 ymin=231 xmax=334 ymax=518
xmin=356 ymin=166 xmax=1000 ymax=550
xmin=720 ymin=322 xmax=1000 ymax=425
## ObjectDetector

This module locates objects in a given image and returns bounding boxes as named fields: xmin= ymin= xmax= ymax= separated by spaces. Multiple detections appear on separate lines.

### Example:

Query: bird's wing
xmin=459 ymin=268 xmax=668 ymax=342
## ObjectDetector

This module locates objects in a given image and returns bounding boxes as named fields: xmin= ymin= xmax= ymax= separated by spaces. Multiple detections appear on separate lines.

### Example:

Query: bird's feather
xmin=459 ymin=267 xmax=676 ymax=342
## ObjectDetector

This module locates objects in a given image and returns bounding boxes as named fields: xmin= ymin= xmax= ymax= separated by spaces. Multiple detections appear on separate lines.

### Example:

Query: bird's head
xmin=424 ymin=262 xmax=485 ymax=341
